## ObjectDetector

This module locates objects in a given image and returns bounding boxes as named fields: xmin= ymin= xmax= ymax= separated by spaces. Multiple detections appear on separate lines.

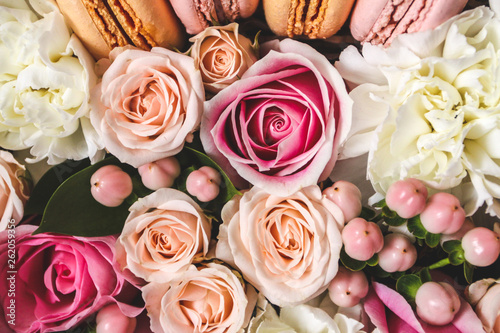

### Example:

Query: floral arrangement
xmin=1 ymin=0 xmax=499 ymax=333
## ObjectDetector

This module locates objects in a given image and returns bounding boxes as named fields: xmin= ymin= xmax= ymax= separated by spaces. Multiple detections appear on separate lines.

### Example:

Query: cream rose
xmin=336 ymin=5 xmax=500 ymax=217
xmin=90 ymin=46 xmax=205 ymax=167
xmin=466 ymin=278 xmax=500 ymax=333
xmin=0 ymin=150 xmax=29 ymax=230
xmin=142 ymin=263 xmax=256 ymax=333
xmin=0 ymin=0 xmax=102 ymax=164
xmin=188 ymin=23 xmax=257 ymax=93
xmin=116 ymin=188 xmax=211 ymax=283
xmin=216 ymin=185 xmax=344 ymax=306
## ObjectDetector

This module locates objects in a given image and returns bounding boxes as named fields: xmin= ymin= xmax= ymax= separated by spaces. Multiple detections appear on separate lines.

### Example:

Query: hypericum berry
xmin=420 ymin=192 xmax=465 ymax=235
xmin=415 ymin=282 xmax=461 ymax=326
xmin=323 ymin=181 xmax=362 ymax=222
xmin=138 ymin=157 xmax=181 ymax=190
xmin=90 ymin=165 xmax=133 ymax=207
xmin=377 ymin=233 xmax=417 ymax=273
xmin=342 ymin=217 xmax=384 ymax=261
xmin=328 ymin=266 xmax=369 ymax=307
xmin=462 ymin=227 xmax=500 ymax=267
xmin=96 ymin=303 xmax=136 ymax=333
xmin=440 ymin=218 xmax=474 ymax=245
xmin=385 ymin=178 xmax=428 ymax=218
xmin=186 ymin=166 xmax=221 ymax=202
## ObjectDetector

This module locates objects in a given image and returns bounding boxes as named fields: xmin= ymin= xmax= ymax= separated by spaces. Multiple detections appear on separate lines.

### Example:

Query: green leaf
xmin=464 ymin=261 xmax=474 ymax=284
xmin=33 ymin=157 xmax=139 ymax=237
xmin=442 ymin=240 xmax=462 ymax=254
xmin=366 ymin=254 xmax=379 ymax=266
xmin=396 ymin=274 xmax=423 ymax=303
xmin=425 ymin=232 xmax=441 ymax=248
xmin=372 ymin=198 xmax=386 ymax=208
xmin=418 ymin=267 xmax=432 ymax=283
xmin=25 ymin=159 xmax=91 ymax=215
xmin=407 ymin=216 xmax=427 ymax=239
xmin=449 ymin=250 xmax=465 ymax=266
xmin=381 ymin=206 xmax=407 ymax=226
xmin=339 ymin=248 xmax=366 ymax=271
xmin=360 ymin=206 xmax=376 ymax=220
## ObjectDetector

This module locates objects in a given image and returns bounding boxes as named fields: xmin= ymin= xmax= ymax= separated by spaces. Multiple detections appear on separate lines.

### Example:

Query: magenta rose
xmin=0 ymin=225 xmax=142 ymax=333
xmin=200 ymin=38 xmax=352 ymax=195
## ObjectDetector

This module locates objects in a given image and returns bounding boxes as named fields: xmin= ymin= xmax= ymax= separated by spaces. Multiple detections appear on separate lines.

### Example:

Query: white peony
xmin=336 ymin=4 xmax=500 ymax=217
xmin=0 ymin=0 xmax=103 ymax=164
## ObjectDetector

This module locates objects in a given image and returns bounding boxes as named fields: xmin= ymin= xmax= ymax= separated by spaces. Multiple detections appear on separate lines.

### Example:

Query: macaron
xmin=55 ymin=0 xmax=185 ymax=59
xmin=350 ymin=0 xmax=469 ymax=45
xmin=263 ymin=0 xmax=356 ymax=39
xmin=169 ymin=0 xmax=259 ymax=35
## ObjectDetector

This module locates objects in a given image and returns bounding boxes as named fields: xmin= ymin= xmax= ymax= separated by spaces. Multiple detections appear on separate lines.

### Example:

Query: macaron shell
xmin=234 ymin=0 xmax=259 ymax=18
xmin=55 ymin=0 xmax=113 ymax=59
xmin=169 ymin=0 xmax=213 ymax=34
xmin=349 ymin=0 xmax=390 ymax=42
xmin=408 ymin=0 xmax=468 ymax=32
xmin=312 ymin=0 xmax=355 ymax=39
xmin=263 ymin=0 xmax=291 ymax=37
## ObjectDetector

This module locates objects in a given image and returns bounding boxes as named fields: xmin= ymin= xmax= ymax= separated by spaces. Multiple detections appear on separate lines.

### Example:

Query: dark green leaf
xmin=442 ymin=240 xmax=462 ymax=254
xmin=396 ymin=274 xmax=423 ymax=303
xmin=33 ymin=157 xmax=139 ymax=237
xmin=25 ymin=159 xmax=91 ymax=215
xmin=464 ymin=261 xmax=475 ymax=284
xmin=418 ymin=267 xmax=432 ymax=283
xmin=382 ymin=206 xmax=407 ymax=226
xmin=360 ymin=206 xmax=376 ymax=220
xmin=372 ymin=198 xmax=386 ymax=208
xmin=407 ymin=216 xmax=427 ymax=239
xmin=425 ymin=232 xmax=441 ymax=248
xmin=366 ymin=254 xmax=379 ymax=266
xmin=449 ymin=250 xmax=465 ymax=266
xmin=339 ymin=248 xmax=366 ymax=271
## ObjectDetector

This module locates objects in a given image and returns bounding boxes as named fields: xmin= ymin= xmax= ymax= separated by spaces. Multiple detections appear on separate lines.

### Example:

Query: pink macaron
xmin=169 ymin=0 xmax=259 ymax=35
xmin=350 ymin=0 xmax=469 ymax=45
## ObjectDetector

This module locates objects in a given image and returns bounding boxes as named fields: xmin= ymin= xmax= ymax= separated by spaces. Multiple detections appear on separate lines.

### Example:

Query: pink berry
xmin=96 ymin=303 xmax=137 ymax=333
xmin=90 ymin=165 xmax=133 ymax=207
xmin=415 ymin=282 xmax=461 ymax=326
xmin=328 ymin=266 xmax=369 ymax=307
xmin=378 ymin=233 xmax=417 ymax=273
xmin=385 ymin=179 xmax=428 ymax=218
xmin=342 ymin=217 xmax=384 ymax=261
xmin=420 ymin=192 xmax=465 ymax=235
xmin=440 ymin=218 xmax=474 ymax=245
xmin=323 ymin=181 xmax=362 ymax=222
xmin=138 ymin=157 xmax=181 ymax=190
xmin=462 ymin=227 xmax=500 ymax=267
xmin=186 ymin=166 xmax=221 ymax=202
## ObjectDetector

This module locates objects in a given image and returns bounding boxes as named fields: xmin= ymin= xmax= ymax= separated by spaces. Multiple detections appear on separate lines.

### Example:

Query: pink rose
xmin=91 ymin=47 xmax=205 ymax=167
xmin=0 ymin=150 xmax=29 ymax=230
xmin=142 ymin=263 xmax=256 ymax=333
xmin=116 ymin=188 xmax=211 ymax=283
xmin=364 ymin=282 xmax=484 ymax=333
xmin=216 ymin=185 xmax=344 ymax=306
xmin=189 ymin=23 xmax=258 ymax=93
xmin=466 ymin=278 xmax=500 ymax=333
xmin=0 ymin=225 xmax=142 ymax=333
xmin=201 ymin=38 xmax=352 ymax=195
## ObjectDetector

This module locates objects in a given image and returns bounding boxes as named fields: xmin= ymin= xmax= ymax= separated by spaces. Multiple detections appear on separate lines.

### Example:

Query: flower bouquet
xmin=1 ymin=0 xmax=499 ymax=332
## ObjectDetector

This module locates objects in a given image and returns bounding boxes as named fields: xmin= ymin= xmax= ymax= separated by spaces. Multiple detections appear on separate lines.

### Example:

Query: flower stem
xmin=428 ymin=258 xmax=450 ymax=270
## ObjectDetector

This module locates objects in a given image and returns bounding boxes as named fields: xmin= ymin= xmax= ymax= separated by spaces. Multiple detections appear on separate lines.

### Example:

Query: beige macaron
xmin=55 ymin=0 xmax=185 ymax=59
xmin=264 ymin=0 xmax=355 ymax=39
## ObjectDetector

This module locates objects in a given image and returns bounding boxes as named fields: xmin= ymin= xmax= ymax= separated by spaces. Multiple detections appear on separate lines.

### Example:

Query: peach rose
xmin=0 ymin=150 xmax=29 ymax=230
xmin=466 ymin=278 xmax=500 ymax=333
xmin=216 ymin=185 xmax=344 ymax=306
xmin=188 ymin=23 xmax=257 ymax=93
xmin=116 ymin=188 xmax=211 ymax=283
xmin=90 ymin=47 xmax=205 ymax=167
xmin=142 ymin=263 xmax=256 ymax=333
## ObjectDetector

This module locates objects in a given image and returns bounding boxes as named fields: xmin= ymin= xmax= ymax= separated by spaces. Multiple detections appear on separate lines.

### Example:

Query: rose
xmin=201 ymin=38 xmax=352 ymax=195
xmin=0 ymin=150 xmax=30 ymax=230
xmin=0 ymin=0 xmax=103 ymax=164
xmin=248 ymin=293 xmax=366 ymax=333
xmin=335 ymin=5 xmax=500 ymax=217
xmin=142 ymin=263 xmax=256 ymax=333
xmin=466 ymin=278 xmax=500 ymax=332
xmin=216 ymin=185 xmax=344 ymax=306
xmin=188 ymin=23 xmax=258 ymax=93
xmin=90 ymin=46 xmax=204 ymax=167
xmin=364 ymin=281 xmax=484 ymax=333
xmin=116 ymin=188 xmax=211 ymax=283
xmin=0 ymin=225 xmax=142 ymax=333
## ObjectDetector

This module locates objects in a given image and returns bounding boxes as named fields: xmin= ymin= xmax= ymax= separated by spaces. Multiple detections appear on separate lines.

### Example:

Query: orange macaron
xmin=55 ymin=0 xmax=185 ymax=59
